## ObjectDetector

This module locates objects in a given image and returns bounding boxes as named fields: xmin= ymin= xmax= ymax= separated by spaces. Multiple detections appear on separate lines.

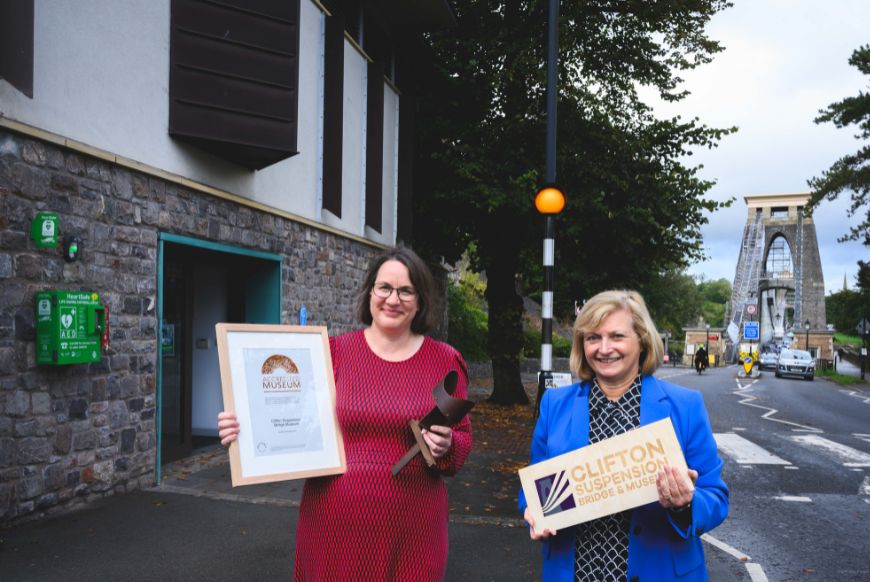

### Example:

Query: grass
xmin=833 ymin=333 xmax=863 ymax=348
xmin=817 ymin=367 xmax=865 ymax=385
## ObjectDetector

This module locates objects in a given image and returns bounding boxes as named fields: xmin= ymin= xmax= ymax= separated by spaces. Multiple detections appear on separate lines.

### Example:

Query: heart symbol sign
xmin=61 ymin=314 xmax=73 ymax=328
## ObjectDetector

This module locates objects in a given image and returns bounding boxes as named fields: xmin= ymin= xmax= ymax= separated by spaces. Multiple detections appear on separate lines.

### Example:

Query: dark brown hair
xmin=355 ymin=246 xmax=440 ymax=335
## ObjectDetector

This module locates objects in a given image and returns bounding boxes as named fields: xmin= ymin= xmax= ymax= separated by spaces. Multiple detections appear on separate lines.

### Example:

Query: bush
xmin=447 ymin=277 xmax=489 ymax=361
xmin=523 ymin=327 xmax=572 ymax=358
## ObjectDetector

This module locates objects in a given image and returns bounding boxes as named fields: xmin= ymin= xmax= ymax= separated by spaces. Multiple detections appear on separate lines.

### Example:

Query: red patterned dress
xmin=293 ymin=330 xmax=473 ymax=581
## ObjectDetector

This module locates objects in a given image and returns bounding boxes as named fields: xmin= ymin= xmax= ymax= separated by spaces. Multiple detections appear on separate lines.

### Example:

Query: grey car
xmin=775 ymin=349 xmax=815 ymax=380
xmin=758 ymin=351 xmax=779 ymax=370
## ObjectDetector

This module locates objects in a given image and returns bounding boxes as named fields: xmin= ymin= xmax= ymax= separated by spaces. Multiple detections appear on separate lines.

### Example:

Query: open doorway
xmin=159 ymin=236 xmax=281 ymax=465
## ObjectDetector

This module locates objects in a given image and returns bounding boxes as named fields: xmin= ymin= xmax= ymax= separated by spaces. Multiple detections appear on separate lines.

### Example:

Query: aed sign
xmin=35 ymin=290 xmax=105 ymax=365
xmin=30 ymin=212 xmax=59 ymax=248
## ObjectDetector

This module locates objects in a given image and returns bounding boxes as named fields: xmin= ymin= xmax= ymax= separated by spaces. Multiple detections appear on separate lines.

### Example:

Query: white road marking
xmin=701 ymin=533 xmax=750 ymax=560
xmin=731 ymin=384 xmax=823 ymax=433
xmin=841 ymin=389 xmax=870 ymax=404
xmin=701 ymin=534 xmax=769 ymax=582
xmin=790 ymin=435 xmax=870 ymax=467
xmin=745 ymin=562 xmax=769 ymax=582
xmin=772 ymin=495 xmax=812 ymax=502
xmin=714 ymin=433 xmax=791 ymax=465
xmin=860 ymin=476 xmax=870 ymax=496
xmin=854 ymin=433 xmax=870 ymax=445
xmin=784 ymin=466 xmax=799 ymax=470
xmin=732 ymin=427 xmax=747 ymax=431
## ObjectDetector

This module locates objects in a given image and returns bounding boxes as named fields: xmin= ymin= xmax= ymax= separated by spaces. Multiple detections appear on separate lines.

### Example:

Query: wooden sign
xmin=519 ymin=418 xmax=687 ymax=533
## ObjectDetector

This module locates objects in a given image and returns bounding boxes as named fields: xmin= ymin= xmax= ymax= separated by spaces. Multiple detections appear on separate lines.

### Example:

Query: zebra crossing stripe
xmin=860 ymin=476 xmax=870 ymax=496
xmin=714 ymin=433 xmax=790 ymax=465
xmin=789 ymin=435 xmax=870 ymax=467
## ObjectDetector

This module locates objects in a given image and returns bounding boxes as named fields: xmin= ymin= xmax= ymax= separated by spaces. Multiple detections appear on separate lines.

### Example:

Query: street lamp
xmin=705 ymin=323 xmax=710 ymax=366
xmin=804 ymin=319 xmax=810 ymax=352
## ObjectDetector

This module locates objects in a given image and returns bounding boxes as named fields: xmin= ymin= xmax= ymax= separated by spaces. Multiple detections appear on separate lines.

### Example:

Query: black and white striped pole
xmin=534 ymin=0 xmax=564 ymax=414
xmin=534 ymin=186 xmax=564 ymax=414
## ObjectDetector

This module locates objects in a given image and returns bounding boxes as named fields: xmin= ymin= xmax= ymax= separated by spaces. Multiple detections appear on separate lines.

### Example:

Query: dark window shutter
xmin=322 ymin=11 xmax=345 ymax=218
xmin=169 ymin=0 xmax=300 ymax=170
xmin=364 ymin=59 xmax=385 ymax=233
xmin=0 ymin=0 xmax=34 ymax=98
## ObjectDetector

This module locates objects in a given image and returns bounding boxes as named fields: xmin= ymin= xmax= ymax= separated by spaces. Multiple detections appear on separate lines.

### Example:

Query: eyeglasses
xmin=372 ymin=283 xmax=417 ymax=302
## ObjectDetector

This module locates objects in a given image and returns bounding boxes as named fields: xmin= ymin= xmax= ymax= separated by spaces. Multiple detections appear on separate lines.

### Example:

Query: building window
xmin=0 ymin=0 xmax=34 ymax=98
xmin=765 ymin=236 xmax=793 ymax=278
xmin=770 ymin=206 xmax=789 ymax=218
xmin=169 ymin=0 xmax=301 ymax=170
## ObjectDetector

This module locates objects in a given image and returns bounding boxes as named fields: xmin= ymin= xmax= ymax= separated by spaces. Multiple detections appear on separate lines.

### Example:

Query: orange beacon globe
xmin=534 ymin=186 xmax=565 ymax=214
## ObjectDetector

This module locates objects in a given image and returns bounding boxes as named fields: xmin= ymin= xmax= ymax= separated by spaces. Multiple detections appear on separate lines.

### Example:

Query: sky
xmin=644 ymin=0 xmax=868 ymax=295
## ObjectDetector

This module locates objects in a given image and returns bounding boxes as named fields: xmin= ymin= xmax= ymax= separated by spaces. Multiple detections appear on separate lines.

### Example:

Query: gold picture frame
xmin=215 ymin=323 xmax=346 ymax=486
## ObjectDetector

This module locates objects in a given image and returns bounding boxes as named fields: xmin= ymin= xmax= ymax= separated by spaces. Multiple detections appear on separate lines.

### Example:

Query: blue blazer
xmin=519 ymin=376 xmax=728 ymax=581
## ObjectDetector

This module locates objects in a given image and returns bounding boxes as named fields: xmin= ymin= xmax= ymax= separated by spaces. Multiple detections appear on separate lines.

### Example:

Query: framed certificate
xmin=215 ymin=323 xmax=346 ymax=486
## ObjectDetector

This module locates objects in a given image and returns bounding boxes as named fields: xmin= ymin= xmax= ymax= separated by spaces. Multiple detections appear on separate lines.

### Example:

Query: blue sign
xmin=743 ymin=321 xmax=759 ymax=340
xmin=299 ymin=304 xmax=307 ymax=326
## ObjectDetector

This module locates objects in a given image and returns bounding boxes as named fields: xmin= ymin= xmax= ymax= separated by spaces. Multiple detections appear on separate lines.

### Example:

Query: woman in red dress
xmin=218 ymin=247 xmax=473 ymax=580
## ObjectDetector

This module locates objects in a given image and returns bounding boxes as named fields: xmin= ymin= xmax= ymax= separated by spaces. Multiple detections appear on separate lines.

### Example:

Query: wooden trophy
xmin=391 ymin=371 xmax=474 ymax=476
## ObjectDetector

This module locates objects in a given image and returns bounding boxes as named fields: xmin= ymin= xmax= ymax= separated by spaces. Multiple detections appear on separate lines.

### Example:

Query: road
xmin=657 ymin=365 xmax=870 ymax=581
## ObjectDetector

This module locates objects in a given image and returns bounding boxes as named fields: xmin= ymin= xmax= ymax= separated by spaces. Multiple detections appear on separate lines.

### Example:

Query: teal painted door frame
xmin=156 ymin=233 xmax=282 ymax=479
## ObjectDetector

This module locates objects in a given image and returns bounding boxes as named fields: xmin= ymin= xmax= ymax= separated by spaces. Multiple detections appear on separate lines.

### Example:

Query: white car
xmin=775 ymin=349 xmax=815 ymax=380
xmin=758 ymin=351 xmax=779 ymax=370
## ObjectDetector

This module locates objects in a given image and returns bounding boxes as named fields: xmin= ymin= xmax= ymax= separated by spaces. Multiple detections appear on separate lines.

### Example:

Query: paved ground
xmin=0 ymin=373 xmax=744 ymax=581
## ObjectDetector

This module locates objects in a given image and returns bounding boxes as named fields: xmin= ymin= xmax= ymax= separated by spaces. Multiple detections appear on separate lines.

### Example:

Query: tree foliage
xmin=447 ymin=273 xmax=490 ymax=361
xmin=413 ymin=0 xmax=734 ymax=404
xmin=808 ymin=45 xmax=870 ymax=246
xmin=639 ymin=269 xmax=703 ymax=338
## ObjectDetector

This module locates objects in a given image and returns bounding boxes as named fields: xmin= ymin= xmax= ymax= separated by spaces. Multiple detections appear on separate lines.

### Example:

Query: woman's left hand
xmin=656 ymin=464 xmax=698 ymax=510
xmin=422 ymin=425 xmax=453 ymax=459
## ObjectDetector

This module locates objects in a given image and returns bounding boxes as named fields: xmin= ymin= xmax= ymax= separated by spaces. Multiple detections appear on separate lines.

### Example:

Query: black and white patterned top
xmin=574 ymin=375 xmax=643 ymax=582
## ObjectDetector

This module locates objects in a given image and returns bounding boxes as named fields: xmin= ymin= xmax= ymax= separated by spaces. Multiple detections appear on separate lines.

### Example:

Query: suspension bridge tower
xmin=727 ymin=193 xmax=829 ymax=358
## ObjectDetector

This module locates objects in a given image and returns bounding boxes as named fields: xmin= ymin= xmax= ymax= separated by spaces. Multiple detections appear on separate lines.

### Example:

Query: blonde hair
xmin=569 ymin=290 xmax=664 ymax=381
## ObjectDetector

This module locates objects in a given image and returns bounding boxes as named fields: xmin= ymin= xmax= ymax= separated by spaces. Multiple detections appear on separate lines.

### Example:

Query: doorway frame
xmin=156 ymin=232 xmax=283 ymax=480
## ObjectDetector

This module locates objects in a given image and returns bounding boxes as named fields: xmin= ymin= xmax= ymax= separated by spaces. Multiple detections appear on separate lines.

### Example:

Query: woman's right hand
xmin=524 ymin=507 xmax=556 ymax=541
xmin=217 ymin=411 xmax=240 ymax=447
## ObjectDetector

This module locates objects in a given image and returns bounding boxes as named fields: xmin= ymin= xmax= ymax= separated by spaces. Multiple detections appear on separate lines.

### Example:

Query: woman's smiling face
xmin=583 ymin=308 xmax=641 ymax=390
xmin=369 ymin=260 xmax=418 ymax=334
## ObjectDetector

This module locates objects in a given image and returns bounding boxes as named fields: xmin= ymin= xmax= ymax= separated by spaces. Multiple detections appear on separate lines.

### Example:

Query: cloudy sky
xmin=646 ymin=0 xmax=868 ymax=295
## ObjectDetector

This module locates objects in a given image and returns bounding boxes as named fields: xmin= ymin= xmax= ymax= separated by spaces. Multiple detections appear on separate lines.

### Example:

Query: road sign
xmin=743 ymin=321 xmax=759 ymax=340
xmin=745 ymin=304 xmax=757 ymax=316
xmin=857 ymin=319 xmax=870 ymax=335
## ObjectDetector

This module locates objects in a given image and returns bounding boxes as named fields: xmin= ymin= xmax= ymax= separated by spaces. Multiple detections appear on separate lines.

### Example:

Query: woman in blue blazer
xmin=520 ymin=290 xmax=728 ymax=581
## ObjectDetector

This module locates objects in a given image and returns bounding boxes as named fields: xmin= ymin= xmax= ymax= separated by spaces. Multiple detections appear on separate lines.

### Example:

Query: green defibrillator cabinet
xmin=35 ymin=290 xmax=106 ymax=365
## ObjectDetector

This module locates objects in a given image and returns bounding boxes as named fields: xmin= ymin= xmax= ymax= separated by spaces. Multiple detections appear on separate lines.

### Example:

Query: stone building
xmin=0 ymin=0 xmax=454 ymax=525
xmin=726 ymin=193 xmax=832 ymax=361
xmin=682 ymin=323 xmax=725 ymax=368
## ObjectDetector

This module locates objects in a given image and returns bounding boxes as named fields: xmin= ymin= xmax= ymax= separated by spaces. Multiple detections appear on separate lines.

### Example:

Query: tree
xmin=641 ymin=269 xmax=704 ymax=341
xmin=808 ymin=45 xmax=870 ymax=246
xmin=413 ymin=1 xmax=734 ymax=404
xmin=698 ymin=278 xmax=732 ymax=327
xmin=826 ymin=288 xmax=864 ymax=334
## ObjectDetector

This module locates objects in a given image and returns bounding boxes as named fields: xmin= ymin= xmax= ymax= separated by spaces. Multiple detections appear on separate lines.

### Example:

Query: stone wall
xmin=0 ymin=128 xmax=378 ymax=525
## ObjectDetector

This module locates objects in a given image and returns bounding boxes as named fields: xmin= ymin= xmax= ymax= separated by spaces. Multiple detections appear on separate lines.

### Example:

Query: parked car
xmin=775 ymin=349 xmax=815 ymax=380
xmin=758 ymin=351 xmax=779 ymax=370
